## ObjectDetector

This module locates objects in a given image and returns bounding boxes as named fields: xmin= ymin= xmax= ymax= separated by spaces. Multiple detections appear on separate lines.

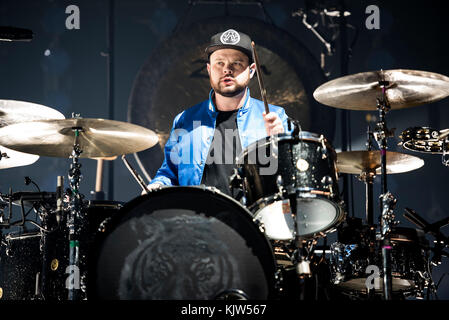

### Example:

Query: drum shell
xmin=330 ymin=227 xmax=430 ymax=294
xmin=237 ymin=134 xmax=341 ymax=208
xmin=88 ymin=186 xmax=277 ymax=300
xmin=0 ymin=233 xmax=42 ymax=300
xmin=236 ymin=133 xmax=344 ymax=239
xmin=43 ymin=200 xmax=123 ymax=300
xmin=0 ymin=200 xmax=122 ymax=300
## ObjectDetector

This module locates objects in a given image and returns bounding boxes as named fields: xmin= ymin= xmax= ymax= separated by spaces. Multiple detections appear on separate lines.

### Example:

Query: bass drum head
xmin=91 ymin=186 xmax=276 ymax=300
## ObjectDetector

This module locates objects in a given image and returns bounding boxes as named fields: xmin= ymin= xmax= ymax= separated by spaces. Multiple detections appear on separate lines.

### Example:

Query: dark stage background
xmin=0 ymin=0 xmax=448 ymax=300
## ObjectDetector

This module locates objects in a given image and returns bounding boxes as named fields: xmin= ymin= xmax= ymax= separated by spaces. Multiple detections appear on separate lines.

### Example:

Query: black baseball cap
xmin=205 ymin=29 xmax=253 ymax=63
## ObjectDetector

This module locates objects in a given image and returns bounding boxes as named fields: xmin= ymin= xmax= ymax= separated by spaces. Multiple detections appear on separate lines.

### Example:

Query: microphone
xmin=0 ymin=26 xmax=33 ymax=42
xmin=56 ymin=176 xmax=64 ymax=225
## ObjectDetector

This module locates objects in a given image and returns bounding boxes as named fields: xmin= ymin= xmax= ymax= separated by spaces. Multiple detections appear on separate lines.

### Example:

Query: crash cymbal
xmin=0 ymin=118 xmax=159 ymax=158
xmin=0 ymin=145 xmax=39 ymax=169
xmin=0 ymin=100 xmax=65 ymax=127
xmin=313 ymin=69 xmax=449 ymax=110
xmin=337 ymin=150 xmax=424 ymax=175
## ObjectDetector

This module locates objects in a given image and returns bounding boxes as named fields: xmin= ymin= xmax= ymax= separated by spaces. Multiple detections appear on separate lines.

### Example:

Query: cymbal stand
xmin=358 ymin=126 xmax=377 ymax=298
xmin=67 ymin=127 xmax=84 ymax=300
xmin=373 ymin=75 xmax=396 ymax=300
xmin=442 ymin=138 xmax=449 ymax=167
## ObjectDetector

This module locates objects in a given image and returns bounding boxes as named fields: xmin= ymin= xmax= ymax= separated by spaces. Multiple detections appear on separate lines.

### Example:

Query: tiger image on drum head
xmin=89 ymin=186 xmax=276 ymax=300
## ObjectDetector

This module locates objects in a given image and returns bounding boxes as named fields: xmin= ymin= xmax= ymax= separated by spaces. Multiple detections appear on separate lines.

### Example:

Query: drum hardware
xmin=314 ymin=68 xmax=449 ymax=300
xmin=0 ymin=115 xmax=159 ymax=300
xmin=403 ymin=207 xmax=449 ymax=268
xmin=369 ymin=78 xmax=393 ymax=300
xmin=400 ymin=127 xmax=449 ymax=167
xmin=67 ymin=124 xmax=84 ymax=300
xmin=329 ymin=226 xmax=432 ymax=299
xmin=121 ymin=155 xmax=150 ymax=194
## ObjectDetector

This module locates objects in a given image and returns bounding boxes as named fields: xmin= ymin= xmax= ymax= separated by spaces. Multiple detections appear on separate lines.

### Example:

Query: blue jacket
xmin=151 ymin=88 xmax=290 ymax=186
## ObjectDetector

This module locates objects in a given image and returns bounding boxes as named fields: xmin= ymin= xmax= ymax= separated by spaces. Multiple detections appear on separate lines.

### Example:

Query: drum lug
xmin=274 ymin=268 xmax=284 ymax=294
xmin=319 ymin=135 xmax=328 ymax=159
xmin=320 ymin=175 xmax=334 ymax=196
xmin=253 ymin=218 xmax=265 ymax=234
xmin=276 ymin=175 xmax=285 ymax=196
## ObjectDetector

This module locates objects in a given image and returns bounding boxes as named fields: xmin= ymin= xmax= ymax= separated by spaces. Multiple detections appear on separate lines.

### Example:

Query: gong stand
xmin=373 ymin=77 xmax=396 ymax=300
xmin=67 ymin=127 xmax=85 ymax=300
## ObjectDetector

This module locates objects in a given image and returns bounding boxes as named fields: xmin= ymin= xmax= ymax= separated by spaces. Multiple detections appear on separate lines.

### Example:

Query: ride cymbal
xmin=313 ymin=69 xmax=449 ymax=110
xmin=0 ymin=118 xmax=159 ymax=158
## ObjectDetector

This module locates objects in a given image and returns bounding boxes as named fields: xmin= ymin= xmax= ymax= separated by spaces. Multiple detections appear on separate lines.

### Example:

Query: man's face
xmin=207 ymin=48 xmax=255 ymax=97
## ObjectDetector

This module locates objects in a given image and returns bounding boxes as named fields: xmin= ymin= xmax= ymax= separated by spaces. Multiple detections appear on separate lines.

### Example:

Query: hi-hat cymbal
xmin=0 ymin=118 xmax=159 ymax=158
xmin=337 ymin=150 xmax=425 ymax=175
xmin=0 ymin=100 xmax=65 ymax=127
xmin=0 ymin=145 xmax=39 ymax=169
xmin=313 ymin=69 xmax=449 ymax=110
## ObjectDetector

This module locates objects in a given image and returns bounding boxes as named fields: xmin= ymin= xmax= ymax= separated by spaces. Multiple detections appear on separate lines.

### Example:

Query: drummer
xmin=146 ymin=29 xmax=291 ymax=196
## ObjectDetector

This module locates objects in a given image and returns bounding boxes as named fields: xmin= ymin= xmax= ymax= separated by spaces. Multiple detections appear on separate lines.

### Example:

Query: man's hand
xmin=141 ymin=183 xmax=163 ymax=195
xmin=263 ymin=111 xmax=284 ymax=136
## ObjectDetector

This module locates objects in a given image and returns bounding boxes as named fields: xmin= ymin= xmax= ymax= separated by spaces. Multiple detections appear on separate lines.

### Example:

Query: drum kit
xmin=0 ymin=68 xmax=448 ymax=301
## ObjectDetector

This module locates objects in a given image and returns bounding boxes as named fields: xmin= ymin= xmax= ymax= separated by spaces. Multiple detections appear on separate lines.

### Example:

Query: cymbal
xmin=0 ymin=100 xmax=65 ymax=127
xmin=0 ymin=118 xmax=159 ymax=158
xmin=313 ymin=69 xmax=449 ymax=110
xmin=336 ymin=150 xmax=425 ymax=175
xmin=0 ymin=145 xmax=39 ymax=169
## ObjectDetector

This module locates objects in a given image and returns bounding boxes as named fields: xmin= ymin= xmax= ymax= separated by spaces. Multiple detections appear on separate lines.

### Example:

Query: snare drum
xmin=330 ymin=227 xmax=431 ymax=296
xmin=235 ymin=133 xmax=345 ymax=240
xmin=88 ymin=186 xmax=276 ymax=300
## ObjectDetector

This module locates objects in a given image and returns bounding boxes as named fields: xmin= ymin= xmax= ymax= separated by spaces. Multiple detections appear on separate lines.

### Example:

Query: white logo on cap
xmin=220 ymin=29 xmax=240 ymax=45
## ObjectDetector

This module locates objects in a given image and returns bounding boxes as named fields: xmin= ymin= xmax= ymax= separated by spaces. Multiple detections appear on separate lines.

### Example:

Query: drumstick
xmin=251 ymin=41 xmax=270 ymax=114
xmin=121 ymin=155 xmax=150 ymax=193
xmin=95 ymin=159 xmax=104 ymax=192
xmin=94 ymin=156 xmax=117 ymax=192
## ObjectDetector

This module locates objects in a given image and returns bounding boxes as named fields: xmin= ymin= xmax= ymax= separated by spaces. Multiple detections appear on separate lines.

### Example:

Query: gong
xmin=128 ymin=16 xmax=334 ymax=179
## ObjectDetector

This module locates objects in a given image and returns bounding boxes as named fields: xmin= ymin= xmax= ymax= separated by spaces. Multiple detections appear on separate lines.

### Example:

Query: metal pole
xmin=107 ymin=0 xmax=115 ymax=201
xmin=339 ymin=0 xmax=353 ymax=217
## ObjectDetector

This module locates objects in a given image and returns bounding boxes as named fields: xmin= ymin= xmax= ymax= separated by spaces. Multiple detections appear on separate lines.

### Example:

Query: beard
xmin=210 ymin=77 xmax=249 ymax=97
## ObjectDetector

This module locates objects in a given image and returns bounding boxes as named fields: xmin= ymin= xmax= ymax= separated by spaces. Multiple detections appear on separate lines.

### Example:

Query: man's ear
xmin=207 ymin=63 xmax=211 ymax=76
xmin=249 ymin=63 xmax=256 ymax=78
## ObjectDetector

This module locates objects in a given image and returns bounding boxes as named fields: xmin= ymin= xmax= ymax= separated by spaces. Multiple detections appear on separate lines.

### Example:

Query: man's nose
xmin=223 ymin=63 xmax=233 ymax=74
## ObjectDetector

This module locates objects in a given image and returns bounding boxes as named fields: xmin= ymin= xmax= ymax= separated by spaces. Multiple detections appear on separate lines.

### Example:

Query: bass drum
xmin=89 ymin=186 xmax=277 ymax=300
